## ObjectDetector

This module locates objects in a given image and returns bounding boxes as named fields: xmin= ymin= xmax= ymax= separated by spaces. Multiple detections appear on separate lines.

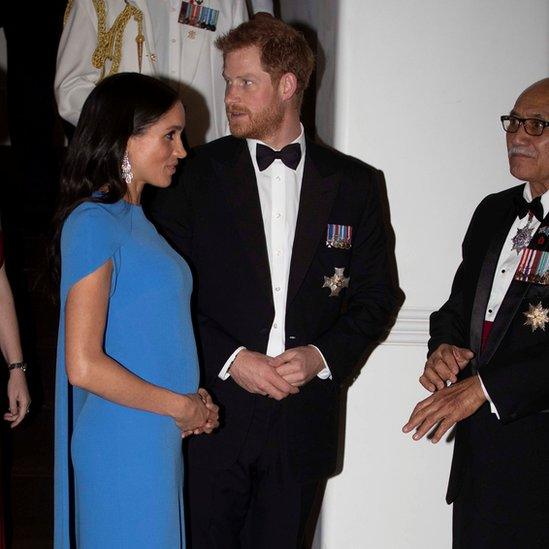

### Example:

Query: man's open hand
xmin=420 ymin=344 xmax=474 ymax=392
xmin=403 ymin=375 xmax=486 ymax=443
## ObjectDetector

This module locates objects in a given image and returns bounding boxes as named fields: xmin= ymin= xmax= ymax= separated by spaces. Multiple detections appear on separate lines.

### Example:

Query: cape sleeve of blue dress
xmin=54 ymin=201 xmax=126 ymax=548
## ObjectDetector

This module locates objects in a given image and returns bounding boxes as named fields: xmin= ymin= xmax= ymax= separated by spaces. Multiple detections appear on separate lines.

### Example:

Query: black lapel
xmin=478 ymin=193 xmax=549 ymax=365
xmin=216 ymin=139 xmax=273 ymax=302
xmin=480 ymin=281 xmax=530 ymax=365
xmin=469 ymin=202 xmax=517 ymax=361
xmin=287 ymin=139 xmax=339 ymax=306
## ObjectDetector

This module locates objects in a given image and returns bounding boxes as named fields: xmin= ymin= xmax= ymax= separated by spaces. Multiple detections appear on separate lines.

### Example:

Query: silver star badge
xmin=511 ymin=225 xmax=534 ymax=254
xmin=523 ymin=302 xmax=549 ymax=332
xmin=323 ymin=267 xmax=350 ymax=297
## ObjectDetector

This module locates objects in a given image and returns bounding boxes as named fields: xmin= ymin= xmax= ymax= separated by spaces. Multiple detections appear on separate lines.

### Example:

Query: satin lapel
xmin=287 ymin=144 xmax=339 ymax=306
xmin=481 ymin=209 xmax=549 ymax=365
xmin=217 ymin=142 xmax=272 ymax=301
xmin=469 ymin=205 xmax=517 ymax=362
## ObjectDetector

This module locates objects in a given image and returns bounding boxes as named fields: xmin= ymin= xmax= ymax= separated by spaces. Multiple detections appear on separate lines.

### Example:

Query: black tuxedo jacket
xmin=429 ymin=184 xmax=549 ymax=524
xmin=149 ymin=135 xmax=400 ymax=481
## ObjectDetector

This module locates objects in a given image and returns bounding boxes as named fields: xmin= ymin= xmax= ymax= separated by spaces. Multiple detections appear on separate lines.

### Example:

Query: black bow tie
xmin=256 ymin=143 xmax=301 ymax=171
xmin=515 ymin=195 xmax=544 ymax=222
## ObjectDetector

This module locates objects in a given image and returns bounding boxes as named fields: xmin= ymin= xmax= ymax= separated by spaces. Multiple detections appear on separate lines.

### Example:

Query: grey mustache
xmin=508 ymin=146 xmax=535 ymax=158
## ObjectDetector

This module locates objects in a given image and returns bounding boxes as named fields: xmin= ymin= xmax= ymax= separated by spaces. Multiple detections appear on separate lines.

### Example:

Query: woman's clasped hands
xmin=175 ymin=387 xmax=219 ymax=438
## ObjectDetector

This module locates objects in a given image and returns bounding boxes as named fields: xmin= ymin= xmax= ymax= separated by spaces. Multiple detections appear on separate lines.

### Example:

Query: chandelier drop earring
xmin=121 ymin=151 xmax=133 ymax=185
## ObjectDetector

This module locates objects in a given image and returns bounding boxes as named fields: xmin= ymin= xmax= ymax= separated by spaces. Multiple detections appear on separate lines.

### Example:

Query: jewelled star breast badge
xmin=523 ymin=301 xmax=549 ymax=332
xmin=512 ymin=225 xmax=534 ymax=254
xmin=323 ymin=267 xmax=350 ymax=297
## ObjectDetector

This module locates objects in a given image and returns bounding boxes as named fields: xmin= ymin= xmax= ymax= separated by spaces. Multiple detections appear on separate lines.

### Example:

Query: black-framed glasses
xmin=500 ymin=115 xmax=549 ymax=137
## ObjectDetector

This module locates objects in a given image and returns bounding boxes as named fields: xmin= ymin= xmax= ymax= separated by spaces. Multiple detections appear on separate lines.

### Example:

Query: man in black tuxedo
xmin=151 ymin=16 xmax=401 ymax=548
xmin=404 ymin=78 xmax=549 ymax=548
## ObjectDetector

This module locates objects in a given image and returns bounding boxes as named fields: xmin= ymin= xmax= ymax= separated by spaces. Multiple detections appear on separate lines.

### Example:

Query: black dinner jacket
xmin=428 ymin=184 xmax=549 ymax=524
xmin=149 ymin=135 xmax=401 ymax=481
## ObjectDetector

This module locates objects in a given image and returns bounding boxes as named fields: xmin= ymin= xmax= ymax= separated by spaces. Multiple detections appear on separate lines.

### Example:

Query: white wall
xmin=334 ymin=0 xmax=549 ymax=309
xmin=281 ymin=1 xmax=549 ymax=547
xmin=280 ymin=0 xmax=338 ymax=144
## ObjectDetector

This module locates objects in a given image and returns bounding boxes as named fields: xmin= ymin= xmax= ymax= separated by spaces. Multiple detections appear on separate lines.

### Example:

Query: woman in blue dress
xmin=52 ymin=73 xmax=219 ymax=548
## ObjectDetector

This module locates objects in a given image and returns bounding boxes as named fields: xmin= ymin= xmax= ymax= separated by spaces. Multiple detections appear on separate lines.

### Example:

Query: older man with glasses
xmin=404 ymin=78 xmax=549 ymax=548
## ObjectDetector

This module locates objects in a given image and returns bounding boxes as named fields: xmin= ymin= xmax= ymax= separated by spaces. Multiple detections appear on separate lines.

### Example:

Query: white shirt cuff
xmin=308 ymin=345 xmax=332 ymax=380
xmin=218 ymin=346 xmax=246 ymax=380
xmin=478 ymin=374 xmax=500 ymax=419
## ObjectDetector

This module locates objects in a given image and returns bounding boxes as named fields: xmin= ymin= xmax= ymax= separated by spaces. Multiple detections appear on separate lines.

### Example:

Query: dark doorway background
xmin=0 ymin=2 xmax=66 ymax=548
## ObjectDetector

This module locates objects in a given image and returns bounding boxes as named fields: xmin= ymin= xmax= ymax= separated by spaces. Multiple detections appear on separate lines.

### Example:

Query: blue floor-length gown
xmin=54 ymin=199 xmax=199 ymax=548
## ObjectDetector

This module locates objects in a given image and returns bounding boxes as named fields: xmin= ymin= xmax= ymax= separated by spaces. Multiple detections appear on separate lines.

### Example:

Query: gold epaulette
xmin=91 ymin=0 xmax=145 ymax=81
xmin=63 ymin=0 xmax=74 ymax=25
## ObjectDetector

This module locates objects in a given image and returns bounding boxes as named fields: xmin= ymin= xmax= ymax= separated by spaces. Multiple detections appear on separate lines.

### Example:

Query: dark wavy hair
xmin=50 ymin=72 xmax=179 ymax=288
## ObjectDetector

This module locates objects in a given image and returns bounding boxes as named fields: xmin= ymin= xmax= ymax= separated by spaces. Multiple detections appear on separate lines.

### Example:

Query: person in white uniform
xmin=55 ymin=0 xmax=273 ymax=146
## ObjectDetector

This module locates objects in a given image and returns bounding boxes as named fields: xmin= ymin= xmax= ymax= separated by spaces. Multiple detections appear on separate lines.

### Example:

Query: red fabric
xmin=481 ymin=320 xmax=494 ymax=352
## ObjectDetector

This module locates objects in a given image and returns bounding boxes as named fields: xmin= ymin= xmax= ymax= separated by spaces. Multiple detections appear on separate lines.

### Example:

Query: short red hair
xmin=216 ymin=17 xmax=315 ymax=106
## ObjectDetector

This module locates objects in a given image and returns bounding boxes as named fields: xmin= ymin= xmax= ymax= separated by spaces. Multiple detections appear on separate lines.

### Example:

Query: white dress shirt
xmin=219 ymin=125 xmax=331 ymax=380
xmin=479 ymin=183 xmax=549 ymax=416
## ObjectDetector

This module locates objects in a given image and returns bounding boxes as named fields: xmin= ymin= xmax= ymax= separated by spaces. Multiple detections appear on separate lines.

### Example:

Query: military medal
xmin=512 ymin=225 xmax=534 ymax=254
xmin=179 ymin=1 xmax=219 ymax=32
xmin=514 ymin=219 xmax=549 ymax=284
xmin=326 ymin=224 xmax=353 ymax=249
xmin=322 ymin=267 xmax=350 ymax=297
xmin=523 ymin=302 xmax=549 ymax=332
xmin=206 ymin=6 xmax=219 ymax=31
xmin=511 ymin=214 xmax=535 ymax=254
xmin=514 ymin=248 xmax=549 ymax=284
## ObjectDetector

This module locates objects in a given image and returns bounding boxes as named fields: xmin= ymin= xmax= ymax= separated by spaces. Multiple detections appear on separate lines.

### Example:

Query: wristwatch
xmin=8 ymin=361 xmax=27 ymax=373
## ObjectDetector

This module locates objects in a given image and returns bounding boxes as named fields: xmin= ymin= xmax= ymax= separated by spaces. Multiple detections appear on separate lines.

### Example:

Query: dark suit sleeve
xmin=428 ymin=197 xmax=490 ymax=356
xmin=194 ymin=315 xmax=245 ymax=384
xmin=428 ymin=233 xmax=473 ymax=356
xmin=481 ymin=342 xmax=549 ymax=422
xmin=428 ymin=262 xmax=469 ymax=355
xmin=148 ymin=156 xmax=246 ymax=382
xmin=312 ymin=169 xmax=402 ymax=384
xmin=147 ymin=163 xmax=195 ymax=260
